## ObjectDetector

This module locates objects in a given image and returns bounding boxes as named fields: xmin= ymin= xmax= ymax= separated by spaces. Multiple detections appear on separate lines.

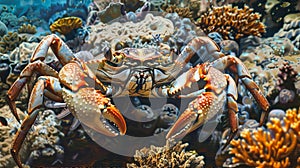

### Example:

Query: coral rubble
xmin=127 ymin=139 xmax=205 ymax=168
xmin=195 ymin=5 xmax=265 ymax=40
xmin=229 ymin=108 xmax=300 ymax=167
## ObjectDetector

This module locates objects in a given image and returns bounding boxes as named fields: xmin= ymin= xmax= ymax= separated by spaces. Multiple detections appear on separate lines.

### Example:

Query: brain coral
xmin=0 ymin=21 xmax=8 ymax=36
xmin=229 ymin=107 xmax=300 ymax=167
xmin=0 ymin=32 xmax=27 ymax=54
xmin=275 ymin=13 xmax=300 ymax=49
xmin=50 ymin=17 xmax=83 ymax=35
xmin=127 ymin=139 xmax=205 ymax=168
xmin=82 ymin=13 xmax=174 ymax=57
xmin=195 ymin=5 xmax=266 ymax=40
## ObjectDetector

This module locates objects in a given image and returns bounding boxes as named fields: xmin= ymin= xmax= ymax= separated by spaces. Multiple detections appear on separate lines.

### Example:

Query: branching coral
xmin=0 ymin=32 xmax=27 ymax=54
xmin=127 ymin=140 xmax=205 ymax=168
xmin=49 ymin=17 xmax=82 ymax=35
xmin=18 ymin=24 xmax=37 ymax=34
xmin=229 ymin=108 xmax=300 ymax=168
xmin=195 ymin=5 xmax=266 ymax=40
xmin=276 ymin=62 xmax=298 ymax=91
xmin=162 ymin=5 xmax=193 ymax=20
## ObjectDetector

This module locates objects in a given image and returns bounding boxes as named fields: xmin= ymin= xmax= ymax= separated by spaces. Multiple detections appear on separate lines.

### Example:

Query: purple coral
xmin=276 ymin=62 xmax=297 ymax=91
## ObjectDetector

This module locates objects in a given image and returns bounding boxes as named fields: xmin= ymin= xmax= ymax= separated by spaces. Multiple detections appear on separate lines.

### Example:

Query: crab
xmin=6 ymin=34 xmax=269 ymax=167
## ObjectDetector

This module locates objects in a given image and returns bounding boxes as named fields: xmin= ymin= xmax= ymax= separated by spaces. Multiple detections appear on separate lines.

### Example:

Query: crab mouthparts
xmin=166 ymin=111 xmax=197 ymax=140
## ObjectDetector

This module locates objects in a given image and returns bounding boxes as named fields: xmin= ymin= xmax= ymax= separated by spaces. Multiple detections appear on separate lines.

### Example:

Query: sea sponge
xmin=0 ymin=21 xmax=8 ymax=36
xmin=0 ymin=32 xmax=27 ymax=54
xmin=18 ymin=24 xmax=37 ymax=34
xmin=49 ymin=17 xmax=83 ymax=35
xmin=229 ymin=108 xmax=300 ymax=168
xmin=127 ymin=139 xmax=205 ymax=168
xmin=195 ymin=5 xmax=266 ymax=40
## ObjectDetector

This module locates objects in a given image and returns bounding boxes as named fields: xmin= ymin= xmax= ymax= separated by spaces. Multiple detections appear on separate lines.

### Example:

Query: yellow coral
xmin=0 ymin=32 xmax=27 ymax=53
xmin=229 ymin=108 xmax=300 ymax=168
xmin=127 ymin=140 xmax=205 ymax=168
xmin=49 ymin=17 xmax=82 ymax=35
xmin=195 ymin=5 xmax=266 ymax=40
xmin=17 ymin=24 xmax=37 ymax=34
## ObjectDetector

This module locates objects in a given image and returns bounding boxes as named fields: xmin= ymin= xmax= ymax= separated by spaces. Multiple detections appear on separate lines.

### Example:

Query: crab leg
xmin=174 ymin=36 xmax=224 ymax=69
xmin=11 ymin=76 xmax=62 ymax=168
xmin=30 ymin=34 xmax=109 ymax=94
xmin=211 ymin=55 xmax=270 ymax=125
xmin=7 ymin=61 xmax=58 ymax=122
xmin=31 ymin=34 xmax=75 ymax=65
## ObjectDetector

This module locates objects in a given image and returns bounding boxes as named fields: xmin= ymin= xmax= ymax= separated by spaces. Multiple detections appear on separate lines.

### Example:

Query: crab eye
xmin=111 ymin=54 xmax=124 ymax=64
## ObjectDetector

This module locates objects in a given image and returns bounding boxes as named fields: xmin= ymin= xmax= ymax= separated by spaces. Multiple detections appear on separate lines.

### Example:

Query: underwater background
xmin=0 ymin=0 xmax=299 ymax=167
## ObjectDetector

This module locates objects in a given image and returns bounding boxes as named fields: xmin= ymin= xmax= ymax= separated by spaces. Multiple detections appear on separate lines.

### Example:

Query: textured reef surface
xmin=0 ymin=0 xmax=299 ymax=167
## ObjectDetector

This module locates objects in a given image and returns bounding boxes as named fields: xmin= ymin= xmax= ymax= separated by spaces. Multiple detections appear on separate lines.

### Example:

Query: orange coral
xmin=229 ymin=108 xmax=300 ymax=168
xmin=49 ymin=17 xmax=82 ymax=35
xmin=195 ymin=5 xmax=266 ymax=40
xmin=163 ymin=5 xmax=194 ymax=19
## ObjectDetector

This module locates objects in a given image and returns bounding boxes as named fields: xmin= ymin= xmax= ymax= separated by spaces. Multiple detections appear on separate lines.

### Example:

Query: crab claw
xmin=63 ymin=87 xmax=127 ymax=137
xmin=166 ymin=92 xmax=223 ymax=140
xmin=166 ymin=109 xmax=198 ymax=140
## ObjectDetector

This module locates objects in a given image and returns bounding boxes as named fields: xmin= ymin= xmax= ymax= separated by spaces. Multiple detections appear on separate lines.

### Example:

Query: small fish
xmin=0 ymin=116 xmax=8 ymax=126
xmin=41 ymin=0 xmax=46 ymax=2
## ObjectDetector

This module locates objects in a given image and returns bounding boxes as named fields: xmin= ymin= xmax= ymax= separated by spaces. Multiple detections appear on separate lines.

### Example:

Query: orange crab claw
xmin=63 ymin=87 xmax=127 ymax=137
xmin=166 ymin=109 xmax=198 ymax=140
xmin=103 ymin=105 xmax=127 ymax=135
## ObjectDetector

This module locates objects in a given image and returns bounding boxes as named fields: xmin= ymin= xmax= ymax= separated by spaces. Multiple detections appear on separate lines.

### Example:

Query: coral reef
xmin=162 ymin=5 xmax=193 ymax=20
xmin=195 ymin=5 xmax=265 ymax=40
xmin=24 ymin=109 xmax=64 ymax=166
xmin=229 ymin=107 xmax=300 ymax=167
xmin=49 ymin=17 xmax=83 ymax=35
xmin=82 ymin=13 xmax=175 ymax=57
xmin=0 ymin=105 xmax=26 ymax=167
xmin=126 ymin=140 xmax=205 ymax=168
xmin=17 ymin=24 xmax=37 ymax=34
xmin=97 ymin=2 xmax=124 ymax=23
xmin=0 ymin=12 xmax=19 ymax=28
xmin=0 ymin=32 xmax=27 ymax=54
xmin=275 ymin=13 xmax=300 ymax=49
xmin=0 ymin=21 xmax=8 ymax=36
